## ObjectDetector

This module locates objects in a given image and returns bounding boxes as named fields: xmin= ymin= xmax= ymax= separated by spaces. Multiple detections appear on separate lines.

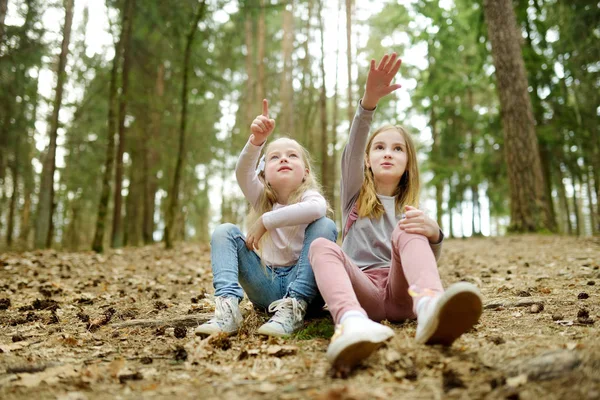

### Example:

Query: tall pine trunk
xmin=0 ymin=0 xmax=7 ymax=53
xmin=34 ymin=0 xmax=74 ymax=249
xmin=256 ymin=0 xmax=265 ymax=104
xmin=92 ymin=1 xmax=127 ymax=253
xmin=165 ymin=1 xmax=206 ymax=249
xmin=111 ymin=0 xmax=135 ymax=248
xmin=6 ymin=134 xmax=19 ymax=246
xmin=483 ymin=0 xmax=553 ymax=233
xmin=317 ymin=0 xmax=330 ymax=204
xmin=345 ymin=0 xmax=353 ymax=123
xmin=280 ymin=0 xmax=294 ymax=136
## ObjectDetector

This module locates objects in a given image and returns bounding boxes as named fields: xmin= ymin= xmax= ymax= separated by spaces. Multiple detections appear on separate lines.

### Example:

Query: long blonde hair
xmin=356 ymin=125 xmax=420 ymax=219
xmin=247 ymin=138 xmax=326 ymax=257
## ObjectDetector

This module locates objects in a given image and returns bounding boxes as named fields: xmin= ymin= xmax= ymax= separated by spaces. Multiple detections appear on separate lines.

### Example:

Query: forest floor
xmin=1 ymin=235 xmax=599 ymax=400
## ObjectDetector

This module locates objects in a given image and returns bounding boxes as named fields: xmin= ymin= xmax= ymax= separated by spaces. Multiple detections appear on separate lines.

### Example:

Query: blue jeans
xmin=210 ymin=217 xmax=338 ymax=309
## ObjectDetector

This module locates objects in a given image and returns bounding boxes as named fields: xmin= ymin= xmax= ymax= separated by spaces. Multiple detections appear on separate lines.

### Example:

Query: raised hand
xmin=398 ymin=205 xmax=441 ymax=243
xmin=250 ymin=99 xmax=276 ymax=146
xmin=362 ymin=53 xmax=402 ymax=110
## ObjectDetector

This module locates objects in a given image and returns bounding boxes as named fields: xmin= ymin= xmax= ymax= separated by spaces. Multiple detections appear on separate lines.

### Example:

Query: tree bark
xmin=317 ymin=0 xmax=330 ymax=205
xmin=555 ymin=163 xmax=572 ymax=234
xmin=280 ymin=0 xmax=294 ymax=137
xmin=483 ymin=0 xmax=553 ymax=233
xmin=34 ymin=0 xmax=74 ymax=249
xmin=6 ymin=133 xmax=19 ymax=246
xmin=92 ymin=0 xmax=127 ymax=253
xmin=345 ymin=0 xmax=353 ymax=123
xmin=111 ymin=0 xmax=135 ymax=249
xmin=0 ymin=0 xmax=7 ymax=48
xmin=144 ymin=63 xmax=164 ymax=244
xmin=244 ymin=12 xmax=255 ymax=125
xmin=331 ymin=0 xmax=342 ymax=227
xmin=165 ymin=0 xmax=206 ymax=249
xmin=256 ymin=0 xmax=265 ymax=104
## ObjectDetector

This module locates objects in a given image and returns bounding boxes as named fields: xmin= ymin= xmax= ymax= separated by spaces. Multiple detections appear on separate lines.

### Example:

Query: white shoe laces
xmin=210 ymin=297 xmax=242 ymax=327
xmin=267 ymin=298 xmax=305 ymax=328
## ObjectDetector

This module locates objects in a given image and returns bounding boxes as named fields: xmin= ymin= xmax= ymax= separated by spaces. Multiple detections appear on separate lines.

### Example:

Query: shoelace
xmin=210 ymin=297 xmax=241 ymax=326
xmin=267 ymin=298 xmax=304 ymax=328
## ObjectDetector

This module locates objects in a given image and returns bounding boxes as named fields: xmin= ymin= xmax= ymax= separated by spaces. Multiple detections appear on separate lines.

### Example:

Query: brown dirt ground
xmin=1 ymin=235 xmax=599 ymax=400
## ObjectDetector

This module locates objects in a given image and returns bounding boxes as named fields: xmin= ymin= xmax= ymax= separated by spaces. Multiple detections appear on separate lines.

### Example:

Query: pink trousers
xmin=308 ymin=226 xmax=444 ymax=324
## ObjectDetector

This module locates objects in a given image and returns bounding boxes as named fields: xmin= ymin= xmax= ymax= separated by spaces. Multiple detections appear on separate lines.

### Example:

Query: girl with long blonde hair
xmin=196 ymin=99 xmax=337 ymax=338
xmin=309 ymin=53 xmax=483 ymax=370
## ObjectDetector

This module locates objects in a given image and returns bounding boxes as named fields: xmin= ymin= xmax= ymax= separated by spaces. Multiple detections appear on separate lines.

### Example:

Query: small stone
xmin=530 ymin=303 xmax=544 ymax=313
xmin=552 ymin=314 xmax=564 ymax=321
xmin=587 ymin=281 xmax=595 ymax=286
xmin=578 ymin=292 xmax=589 ymax=300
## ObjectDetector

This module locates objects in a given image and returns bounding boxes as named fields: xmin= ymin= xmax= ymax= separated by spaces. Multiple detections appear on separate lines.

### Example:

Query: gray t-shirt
xmin=340 ymin=102 xmax=443 ymax=271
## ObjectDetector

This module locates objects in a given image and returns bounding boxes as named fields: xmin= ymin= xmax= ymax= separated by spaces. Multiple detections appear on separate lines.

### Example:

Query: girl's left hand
xmin=246 ymin=216 xmax=267 ymax=250
xmin=398 ymin=205 xmax=441 ymax=243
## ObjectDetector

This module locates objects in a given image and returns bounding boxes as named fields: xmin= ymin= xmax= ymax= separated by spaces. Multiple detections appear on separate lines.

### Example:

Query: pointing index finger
xmin=262 ymin=99 xmax=269 ymax=117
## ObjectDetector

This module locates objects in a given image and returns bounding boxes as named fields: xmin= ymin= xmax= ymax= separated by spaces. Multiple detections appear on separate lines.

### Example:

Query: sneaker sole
xmin=256 ymin=326 xmax=290 ymax=338
xmin=327 ymin=328 xmax=394 ymax=369
xmin=420 ymin=283 xmax=483 ymax=346
xmin=329 ymin=340 xmax=387 ymax=369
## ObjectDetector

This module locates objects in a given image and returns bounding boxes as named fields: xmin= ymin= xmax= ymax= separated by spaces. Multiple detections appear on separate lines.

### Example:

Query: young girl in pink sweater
xmin=309 ymin=53 xmax=483 ymax=369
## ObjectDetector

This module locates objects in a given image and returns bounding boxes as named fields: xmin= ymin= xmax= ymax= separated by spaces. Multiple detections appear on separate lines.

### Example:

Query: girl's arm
xmin=341 ymin=53 xmax=403 ymax=213
xmin=340 ymin=104 xmax=375 ymax=213
xmin=235 ymin=140 xmax=265 ymax=208
xmin=236 ymin=99 xmax=276 ymax=208
xmin=261 ymin=190 xmax=327 ymax=229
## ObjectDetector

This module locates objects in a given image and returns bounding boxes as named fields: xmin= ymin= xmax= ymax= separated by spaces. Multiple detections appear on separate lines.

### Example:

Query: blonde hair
xmin=247 ymin=138 xmax=326 ymax=264
xmin=356 ymin=125 xmax=420 ymax=219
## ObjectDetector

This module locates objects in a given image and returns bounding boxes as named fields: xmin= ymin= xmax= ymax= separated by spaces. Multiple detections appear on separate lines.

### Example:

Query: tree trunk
xmin=0 ymin=0 xmax=7 ymax=49
xmin=331 ymin=0 xmax=342 ymax=227
xmin=556 ymin=163 xmax=572 ymax=235
xmin=92 ymin=1 xmax=127 ymax=253
xmin=317 ymin=0 xmax=331 ymax=205
xmin=144 ymin=63 xmax=164 ymax=244
xmin=471 ymin=185 xmax=479 ymax=235
xmin=430 ymin=107 xmax=443 ymax=230
xmin=165 ymin=0 xmax=206 ymax=249
xmin=256 ymin=0 xmax=265 ymax=104
xmin=280 ymin=0 xmax=294 ymax=137
xmin=571 ymin=170 xmax=581 ymax=236
xmin=34 ymin=0 xmax=74 ymax=249
xmin=586 ymin=168 xmax=598 ymax=235
xmin=345 ymin=0 xmax=353 ymax=123
xmin=111 ymin=0 xmax=135 ymax=249
xmin=6 ymin=134 xmax=19 ymax=246
xmin=483 ymin=0 xmax=553 ymax=233
xmin=244 ymin=14 xmax=255 ymax=125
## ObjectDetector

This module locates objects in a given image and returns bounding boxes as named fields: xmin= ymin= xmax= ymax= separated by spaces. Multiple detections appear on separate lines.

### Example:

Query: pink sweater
xmin=236 ymin=140 xmax=327 ymax=267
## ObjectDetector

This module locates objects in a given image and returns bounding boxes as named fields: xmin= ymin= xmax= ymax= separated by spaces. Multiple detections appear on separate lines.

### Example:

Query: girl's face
xmin=366 ymin=128 xmax=408 ymax=186
xmin=264 ymin=139 xmax=309 ymax=194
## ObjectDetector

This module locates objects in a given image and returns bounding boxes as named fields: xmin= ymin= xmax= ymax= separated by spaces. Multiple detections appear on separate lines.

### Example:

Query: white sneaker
xmin=326 ymin=316 xmax=394 ymax=369
xmin=415 ymin=282 xmax=483 ymax=345
xmin=256 ymin=297 xmax=307 ymax=337
xmin=195 ymin=296 xmax=243 ymax=336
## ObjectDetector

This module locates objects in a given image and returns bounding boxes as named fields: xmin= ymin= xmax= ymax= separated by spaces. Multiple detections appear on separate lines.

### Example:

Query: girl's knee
xmin=211 ymin=223 xmax=241 ymax=243
xmin=306 ymin=217 xmax=338 ymax=240
xmin=392 ymin=224 xmax=424 ymax=245
xmin=309 ymin=237 xmax=341 ymax=262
